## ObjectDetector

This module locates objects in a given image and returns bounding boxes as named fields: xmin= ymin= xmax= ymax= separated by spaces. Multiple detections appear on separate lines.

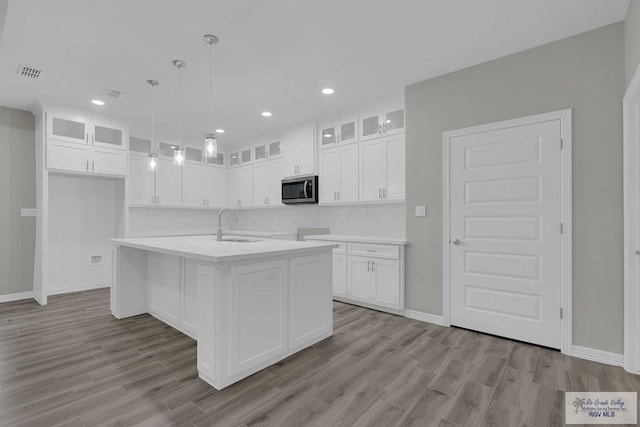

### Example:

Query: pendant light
xmin=203 ymin=34 xmax=219 ymax=158
xmin=147 ymin=79 xmax=159 ymax=171
xmin=172 ymin=59 xmax=186 ymax=166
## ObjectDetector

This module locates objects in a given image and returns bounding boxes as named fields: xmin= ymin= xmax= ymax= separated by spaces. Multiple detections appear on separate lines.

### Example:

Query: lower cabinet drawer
xmin=348 ymin=243 xmax=399 ymax=259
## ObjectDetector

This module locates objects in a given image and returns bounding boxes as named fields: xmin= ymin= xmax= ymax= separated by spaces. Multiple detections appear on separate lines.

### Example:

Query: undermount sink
xmin=216 ymin=236 xmax=258 ymax=243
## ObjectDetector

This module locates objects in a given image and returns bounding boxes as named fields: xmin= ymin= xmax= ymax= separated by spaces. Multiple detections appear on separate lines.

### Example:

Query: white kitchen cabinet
xmin=229 ymin=164 xmax=253 ymax=207
xmin=147 ymin=252 xmax=181 ymax=328
xmin=183 ymin=163 xmax=206 ymax=207
xmin=332 ymin=253 xmax=347 ymax=297
xmin=253 ymin=159 xmax=283 ymax=206
xmin=206 ymin=164 xmax=227 ymax=208
xmin=47 ymin=139 xmax=126 ymax=176
xmin=305 ymin=237 xmax=405 ymax=312
xmin=128 ymin=153 xmax=156 ymax=205
xmin=319 ymin=143 xmax=358 ymax=204
xmin=319 ymin=116 xmax=358 ymax=149
xmin=47 ymin=114 xmax=88 ymax=145
xmin=91 ymin=120 xmax=127 ymax=150
xmin=359 ymin=104 xmax=405 ymax=142
xmin=91 ymin=146 xmax=127 ymax=176
xmin=359 ymin=134 xmax=405 ymax=202
xmin=47 ymin=112 xmax=127 ymax=150
xmin=156 ymin=159 xmax=182 ymax=207
xmin=282 ymin=125 xmax=316 ymax=177
xmin=47 ymin=139 xmax=90 ymax=172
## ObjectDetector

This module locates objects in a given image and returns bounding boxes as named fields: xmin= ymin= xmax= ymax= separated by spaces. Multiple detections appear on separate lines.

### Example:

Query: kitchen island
xmin=110 ymin=235 xmax=336 ymax=390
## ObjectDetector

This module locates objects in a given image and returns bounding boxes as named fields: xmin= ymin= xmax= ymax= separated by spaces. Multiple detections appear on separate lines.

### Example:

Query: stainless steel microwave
xmin=281 ymin=175 xmax=318 ymax=204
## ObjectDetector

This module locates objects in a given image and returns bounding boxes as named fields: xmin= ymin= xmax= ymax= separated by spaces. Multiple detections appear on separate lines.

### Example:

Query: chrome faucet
xmin=216 ymin=208 xmax=238 ymax=241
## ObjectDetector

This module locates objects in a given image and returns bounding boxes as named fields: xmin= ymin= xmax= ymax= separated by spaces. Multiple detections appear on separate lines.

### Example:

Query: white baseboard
xmin=48 ymin=282 xmax=110 ymax=296
xmin=571 ymin=345 xmax=624 ymax=367
xmin=404 ymin=309 xmax=448 ymax=326
xmin=0 ymin=291 xmax=34 ymax=303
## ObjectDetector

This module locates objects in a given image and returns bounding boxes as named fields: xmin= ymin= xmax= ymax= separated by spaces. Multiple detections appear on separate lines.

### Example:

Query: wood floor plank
xmin=1 ymin=289 xmax=639 ymax=427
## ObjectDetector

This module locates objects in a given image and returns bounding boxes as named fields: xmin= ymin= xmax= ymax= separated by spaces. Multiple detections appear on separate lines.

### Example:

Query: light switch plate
xmin=415 ymin=206 xmax=426 ymax=217
xmin=21 ymin=208 xmax=36 ymax=217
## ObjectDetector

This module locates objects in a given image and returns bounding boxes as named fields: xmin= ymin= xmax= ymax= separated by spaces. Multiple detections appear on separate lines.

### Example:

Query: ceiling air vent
xmin=103 ymin=89 xmax=123 ymax=99
xmin=16 ymin=64 xmax=44 ymax=80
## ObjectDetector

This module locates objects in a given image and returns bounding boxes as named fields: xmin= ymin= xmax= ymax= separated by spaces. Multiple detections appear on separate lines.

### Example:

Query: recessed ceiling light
xmin=91 ymin=99 xmax=105 ymax=106
xmin=215 ymin=129 xmax=224 ymax=133
xmin=261 ymin=111 xmax=272 ymax=117
xmin=322 ymin=88 xmax=334 ymax=95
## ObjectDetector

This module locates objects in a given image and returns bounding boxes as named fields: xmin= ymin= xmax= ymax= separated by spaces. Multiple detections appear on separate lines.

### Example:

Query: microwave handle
xmin=303 ymin=181 xmax=310 ymax=199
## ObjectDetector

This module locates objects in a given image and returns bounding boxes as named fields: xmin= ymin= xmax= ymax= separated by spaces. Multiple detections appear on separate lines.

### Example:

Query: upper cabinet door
xmin=128 ymin=153 xmax=156 ymax=206
xmin=319 ymin=148 xmax=340 ymax=204
xmin=268 ymin=159 xmax=283 ymax=205
xmin=92 ymin=121 xmax=126 ymax=150
xmin=338 ymin=144 xmax=359 ymax=203
xmin=253 ymin=162 xmax=270 ymax=206
xmin=205 ymin=164 xmax=227 ymax=208
xmin=319 ymin=124 xmax=337 ymax=149
xmin=47 ymin=114 xmax=88 ymax=145
xmin=182 ymin=163 xmax=206 ymax=207
xmin=156 ymin=159 xmax=182 ymax=207
xmin=338 ymin=117 xmax=358 ymax=145
xmin=91 ymin=147 xmax=128 ymax=176
xmin=359 ymin=110 xmax=382 ymax=142
xmin=359 ymin=139 xmax=385 ymax=201
xmin=382 ymin=108 xmax=405 ymax=137
xmin=297 ymin=126 xmax=316 ymax=176
xmin=254 ymin=144 xmax=268 ymax=162
xmin=268 ymin=140 xmax=282 ymax=159
xmin=47 ymin=139 xmax=90 ymax=172
xmin=384 ymin=135 xmax=405 ymax=200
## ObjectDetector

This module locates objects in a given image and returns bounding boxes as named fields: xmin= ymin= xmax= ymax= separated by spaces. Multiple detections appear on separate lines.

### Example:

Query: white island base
xmin=110 ymin=236 xmax=335 ymax=390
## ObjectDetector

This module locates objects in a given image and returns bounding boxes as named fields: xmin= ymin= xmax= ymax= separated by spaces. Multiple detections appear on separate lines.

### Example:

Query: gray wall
xmin=0 ymin=106 xmax=36 ymax=296
xmin=626 ymin=1 xmax=640 ymax=88
xmin=405 ymin=23 xmax=624 ymax=353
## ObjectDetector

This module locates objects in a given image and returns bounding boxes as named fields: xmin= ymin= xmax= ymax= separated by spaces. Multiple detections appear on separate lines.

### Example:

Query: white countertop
xmin=305 ymin=234 xmax=408 ymax=245
xmin=112 ymin=235 xmax=337 ymax=263
xmin=225 ymin=229 xmax=296 ymax=238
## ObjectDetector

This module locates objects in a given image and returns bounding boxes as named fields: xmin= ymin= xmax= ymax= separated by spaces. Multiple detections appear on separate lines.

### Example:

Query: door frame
xmin=624 ymin=66 xmax=640 ymax=374
xmin=442 ymin=109 xmax=573 ymax=354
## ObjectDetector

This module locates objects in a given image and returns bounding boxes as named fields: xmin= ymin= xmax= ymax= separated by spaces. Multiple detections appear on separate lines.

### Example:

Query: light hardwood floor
xmin=0 ymin=288 xmax=638 ymax=426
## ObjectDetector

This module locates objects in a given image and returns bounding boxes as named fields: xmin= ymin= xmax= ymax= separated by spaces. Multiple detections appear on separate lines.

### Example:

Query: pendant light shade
xmin=147 ymin=79 xmax=159 ymax=171
xmin=204 ymin=34 xmax=219 ymax=158
xmin=173 ymin=59 xmax=186 ymax=166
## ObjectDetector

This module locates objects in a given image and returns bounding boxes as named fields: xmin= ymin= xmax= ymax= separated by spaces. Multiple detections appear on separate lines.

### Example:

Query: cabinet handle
xmin=86 ymin=160 xmax=89 ymax=171
xmin=383 ymin=188 xmax=387 ymax=198
xmin=367 ymin=261 xmax=371 ymax=272
xmin=156 ymin=196 xmax=159 ymax=204
xmin=378 ymin=188 xmax=382 ymax=199
xmin=92 ymin=134 xmax=94 ymax=144
xmin=337 ymin=191 xmax=340 ymax=201
xmin=85 ymin=133 xmax=88 ymax=143
xmin=378 ymin=124 xmax=382 ymax=135
xmin=371 ymin=261 xmax=375 ymax=271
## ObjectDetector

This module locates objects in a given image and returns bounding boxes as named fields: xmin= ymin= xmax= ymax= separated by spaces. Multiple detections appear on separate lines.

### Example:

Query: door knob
xmin=452 ymin=239 xmax=462 ymax=245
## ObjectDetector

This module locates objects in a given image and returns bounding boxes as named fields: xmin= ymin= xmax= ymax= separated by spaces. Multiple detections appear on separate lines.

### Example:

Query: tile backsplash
xmin=128 ymin=203 xmax=405 ymax=238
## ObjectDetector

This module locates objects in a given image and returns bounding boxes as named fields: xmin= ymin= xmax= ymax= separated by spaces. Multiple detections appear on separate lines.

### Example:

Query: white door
xmin=268 ymin=159 xmax=283 ymax=205
xmin=156 ymin=159 xmax=182 ymax=207
xmin=182 ymin=164 xmax=206 ymax=207
xmin=47 ymin=139 xmax=89 ymax=173
xmin=91 ymin=147 xmax=128 ymax=176
xmin=205 ymin=165 xmax=227 ymax=208
xmin=384 ymin=135 xmax=405 ymax=200
xmin=253 ymin=162 xmax=270 ymax=206
xmin=449 ymin=119 xmax=562 ymax=349
xmin=319 ymin=148 xmax=339 ymax=203
xmin=359 ymin=139 xmax=385 ymax=201
xmin=339 ymin=144 xmax=359 ymax=203
xmin=128 ymin=154 xmax=156 ymax=205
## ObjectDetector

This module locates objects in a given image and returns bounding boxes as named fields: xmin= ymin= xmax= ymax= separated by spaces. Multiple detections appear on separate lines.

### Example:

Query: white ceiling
xmin=0 ymin=0 xmax=630 ymax=148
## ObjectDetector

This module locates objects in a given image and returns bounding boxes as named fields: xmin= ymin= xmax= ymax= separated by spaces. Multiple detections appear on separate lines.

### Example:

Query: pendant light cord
xmin=151 ymin=84 xmax=155 ymax=153
xmin=178 ymin=65 xmax=182 ymax=150
xmin=209 ymin=40 xmax=214 ymax=132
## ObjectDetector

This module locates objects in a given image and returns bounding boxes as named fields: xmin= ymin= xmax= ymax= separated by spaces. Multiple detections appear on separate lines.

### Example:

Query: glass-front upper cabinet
xmin=241 ymin=148 xmax=252 ymax=164
xmin=129 ymin=136 xmax=151 ymax=154
xmin=254 ymin=144 xmax=268 ymax=162
xmin=207 ymin=153 xmax=224 ymax=166
xmin=268 ymin=140 xmax=282 ymax=158
xmin=92 ymin=121 xmax=126 ymax=150
xmin=185 ymin=146 xmax=203 ymax=164
xmin=319 ymin=116 xmax=358 ymax=149
xmin=359 ymin=104 xmax=404 ymax=141
xmin=47 ymin=114 xmax=87 ymax=145
xmin=158 ymin=142 xmax=176 ymax=158
xmin=230 ymin=151 xmax=240 ymax=166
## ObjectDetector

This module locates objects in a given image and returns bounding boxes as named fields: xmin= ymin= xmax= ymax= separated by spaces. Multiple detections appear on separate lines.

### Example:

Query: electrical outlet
xmin=415 ymin=206 xmax=427 ymax=217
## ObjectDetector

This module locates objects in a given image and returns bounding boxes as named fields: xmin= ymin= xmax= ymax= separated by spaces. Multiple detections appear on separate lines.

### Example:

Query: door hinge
xmin=560 ymin=138 xmax=564 ymax=150
xmin=560 ymin=307 xmax=564 ymax=319
xmin=560 ymin=222 xmax=564 ymax=234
